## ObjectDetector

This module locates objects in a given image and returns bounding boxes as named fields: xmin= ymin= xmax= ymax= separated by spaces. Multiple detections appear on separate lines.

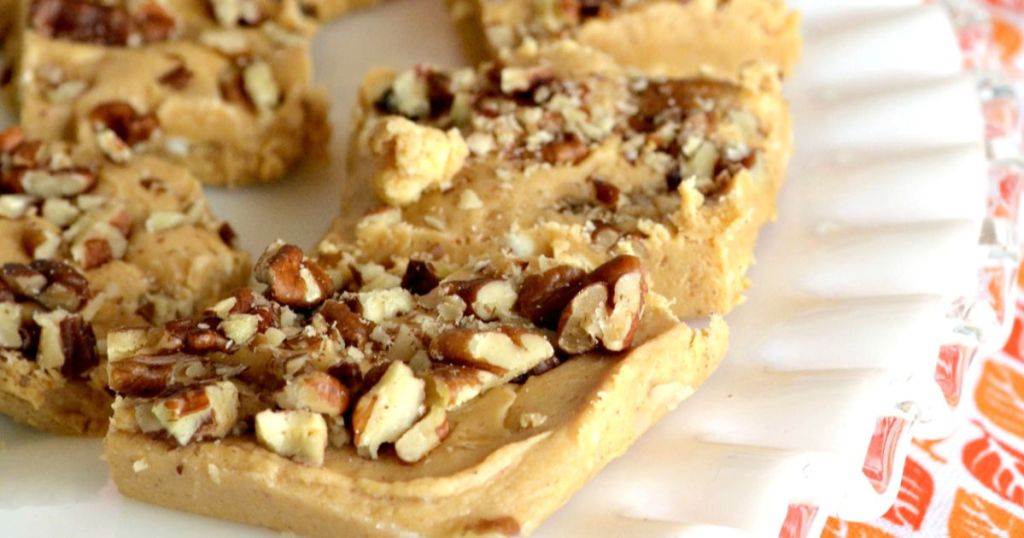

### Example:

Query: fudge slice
xmin=334 ymin=47 xmax=791 ymax=318
xmin=105 ymin=240 xmax=727 ymax=537
xmin=0 ymin=127 xmax=249 ymax=435
xmin=8 ymin=0 xmax=328 ymax=186
xmin=455 ymin=0 xmax=801 ymax=78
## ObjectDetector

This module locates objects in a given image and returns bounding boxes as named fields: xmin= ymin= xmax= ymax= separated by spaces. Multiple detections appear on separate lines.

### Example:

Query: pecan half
xmin=556 ymin=255 xmax=646 ymax=354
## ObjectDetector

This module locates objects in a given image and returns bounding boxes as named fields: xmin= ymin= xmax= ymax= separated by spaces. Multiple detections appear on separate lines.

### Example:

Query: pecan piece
xmin=394 ymin=405 xmax=449 ymax=463
xmin=274 ymin=371 xmax=350 ymax=416
xmin=429 ymin=327 xmax=554 ymax=375
xmin=514 ymin=265 xmax=587 ymax=328
xmin=254 ymin=243 xmax=333 ymax=309
xmin=541 ymin=136 xmax=589 ymax=165
xmin=150 ymin=381 xmax=239 ymax=445
xmin=90 ymin=101 xmax=159 ymax=146
xmin=401 ymin=260 xmax=440 ymax=295
xmin=320 ymin=300 xmax=372 ymax=348
xmin=34 ymin=310 xmax=97 ymax=378
xmin=351 ymin=361 xmax=425 ymax=459
xmin=556 ymin=255 xmax=646 ymax=354
xmin=444 ymin=278 xmax=517 ymax=321
xmin=255 ymin=409 xmax=328 ymax=466
xmin=158 ymin=64 xmax=193 ymax=90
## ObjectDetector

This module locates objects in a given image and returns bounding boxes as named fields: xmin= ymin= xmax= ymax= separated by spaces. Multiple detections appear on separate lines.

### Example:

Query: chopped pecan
xmin=90 ymin=101 xmax=159 ymax=146
xmin=274 ymin=371 xmax=350 ymax=416
xmin=394 ymin=405 xmax=449 ymax=463
xmin=19 ymin=168 xmax=96 ymax=198
xmin=591 ymin=178 xmax=621 ymax=209
xmin=78 ymin=238 xmax=112 ymax=270
xmin=444 ymin=278 xmax=517 ymax=321
xmin=184 ymin=328 xmax=231 ymax=354
xmin=352 ymin=361 xmax=425 ymax=459
xmin=57 ymin=314 xmax=98 ymax=377
xmin=556 ymin=255 xmax=646 ymax=354
xmin=254 ymin=243 xmax=333 ymax=309
xmin=29 ymin=0 xmax=176 ymax=46
xmin=541 ymin=136 xmax=589 ymax=164
xmin=255 ymin=409 xmax=328 ymax=466
xmin=0 ymin=127 xmax=25 ymax=153
xmin=0 ymin=303 xmax=23 ymax=349
xmin=401 ymin=260 xmax=440 ymax=295
xmin=31 ymin=259 xmax=91 ymax=311
xmin=157 ymin=64 xmax=193 ymax=90
xmin=150 ymin=381 xmax=239 ymax=445
xmin=429 ymin=327 xmax=554 ymax=375
xmin=0 ymin=264 xmax=48 ymax=297
xmin=514 ymin=265 xmax=587 ymax=328
xmin=320 ymin=300 xmax=372 ymax=348
xmin=21 ymin=225 xmax=61 ymax=260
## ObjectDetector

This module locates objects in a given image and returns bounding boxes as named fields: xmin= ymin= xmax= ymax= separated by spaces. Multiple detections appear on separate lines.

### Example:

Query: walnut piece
xmin=255 ymin=409 xmax=328 ymax=466
xmin=557 ymin=255 xmax=646 ymax=354
xmin=369 ymin=117 xmax=468 ymax=206
xmin=351 ymin=361 xmax=425 ymax=459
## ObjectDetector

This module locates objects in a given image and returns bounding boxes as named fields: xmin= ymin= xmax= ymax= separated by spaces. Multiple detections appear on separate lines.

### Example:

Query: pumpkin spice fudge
xmin=0 ymin=126 xmax=249 ymax=435
xmin=332 ymin=44 xmax=792 ymax=318
xmin=454 ymin=0 xmax=801 ymax=78
xmin=6 ymin=0 xmax=329 ymax=186
xmin=104 ymin=239 xmax=727 ymax=537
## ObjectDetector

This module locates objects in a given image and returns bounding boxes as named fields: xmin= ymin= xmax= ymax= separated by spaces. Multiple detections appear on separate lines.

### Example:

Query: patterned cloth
xmin=828 ymin=4 xmax=1024 ymax=536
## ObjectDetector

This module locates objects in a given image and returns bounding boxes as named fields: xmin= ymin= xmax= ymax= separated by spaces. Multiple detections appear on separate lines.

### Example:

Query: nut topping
xmin=274 ymin=371 xmax=350 ymax=416
xmin=401 ymin=260 xmax=440 ymax=296
xmin=34 ymin=310 xmax=98 ymax=377
xmin=394 ymin=405 xmax=449 ymax=463
xmin=254 ymin=243 xmax=333 ymax=309
xmin=351 ymin=361 xmax=425 ymax=459
xmin=319 ymin=300 xmax=372 ymax=348
xmin=255 ymin=409 xmax=328 ymax=466
xmin=0 ymin=303 xmax=23 ymax=349
xmin=444 ymin=278 xmax=518 ymax=321
xmin=158 ymin=65 xmax=193 ymax=90
xmin=514 ymin=265 xmax=586 ymax=328
xmin=90 ymin=101 xmax=159 ymax=146
xmin=429 ymin=327 xmax=554 ymax=375
xmin=369 ymin=117 xmax=468 ymax=206
xmin=151 ymin=381 xmax=239 ymax=445
xmin=557 ymin=255 xmax=646 ymax=354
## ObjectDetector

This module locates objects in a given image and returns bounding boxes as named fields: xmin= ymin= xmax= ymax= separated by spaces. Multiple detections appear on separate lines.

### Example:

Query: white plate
xmin=0 ymin=1 xmax=990 ymax=536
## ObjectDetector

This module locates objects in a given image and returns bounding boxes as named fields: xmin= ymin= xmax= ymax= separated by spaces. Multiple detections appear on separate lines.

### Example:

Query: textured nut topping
xmin=394 ymin=405 xmax=449 ymax=463
xmin=557 ymin=255 xmax=646 ymax=354
xmin=0 ymin=303 xmax=23 ymax=349
xmin=242 ymin=61 xmax=281 ymax=114
xmin=20 ymin=169 xmax=96 ymax=198
xmin=255 ymin=409 xmax=328 ymax=466
xmin=400 ymin=260 xmax=440 ymax=296
xmin=514 ymin=265 xmax=587 ymax=328
xmin=29 ymin=0 xmax=177 ymax=46
xmin=254 ymin=242 xmax=333 ymax=309
xmin=33 ymin=310 xmax=98 ymax=377
xmin=152 ymin=381 xmax=239 ymax=445
xmin=429 ymin=327 xmax=554 ymax=375
xmin=352 ymin=361 xmax=425 ymax=459
xmin=90 ymin=101 xmax=159 ymax=146
xmin=357 ymin=287 xmax=413 ymax=324
xmin=219 ymin=313 xmax=259 ymax=345
xmin=274 ymin=371 xmax=350 ymax=416
xmin=106 ymin=327 xmax=150 ymax=362
xmin=369 ymin=117 xmax=468 ymax=206
xmin=445 ymin=278 xmax=518 ymax=321
xmin=320 ymin=300 xmax=372 ymax=348
xmin=158 ymin=65 xmax=193 ymax=90
xmin=108 ymin=353 xmax=236 ymax=397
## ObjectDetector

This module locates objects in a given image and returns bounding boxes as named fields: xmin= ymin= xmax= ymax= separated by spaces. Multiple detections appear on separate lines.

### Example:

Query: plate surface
xmin=0 ymin=1 xmax=989 ymax=536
